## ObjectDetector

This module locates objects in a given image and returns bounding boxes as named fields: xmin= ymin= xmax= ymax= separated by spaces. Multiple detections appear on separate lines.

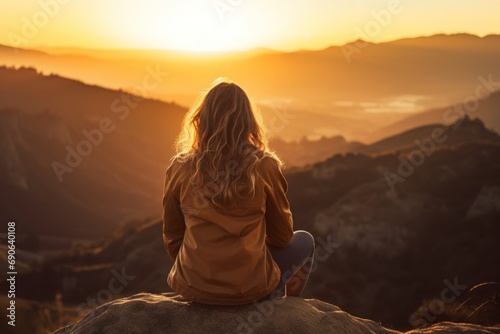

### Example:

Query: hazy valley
xmin=2 ymin=33 xmax=500 ymax=142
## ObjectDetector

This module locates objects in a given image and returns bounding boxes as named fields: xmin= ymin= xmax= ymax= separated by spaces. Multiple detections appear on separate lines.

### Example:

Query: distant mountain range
xmin=2 ymin=33 xmax=500 ymax=142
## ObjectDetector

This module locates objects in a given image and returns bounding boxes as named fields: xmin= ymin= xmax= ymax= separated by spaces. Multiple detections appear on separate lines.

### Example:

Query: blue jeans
xmin=266 ymin=230 xmax=315 ymax=297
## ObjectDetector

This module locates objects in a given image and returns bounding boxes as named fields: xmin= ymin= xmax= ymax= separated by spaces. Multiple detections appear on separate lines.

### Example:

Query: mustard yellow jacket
xmin=162 ymin=156 xmax=294 ymax=305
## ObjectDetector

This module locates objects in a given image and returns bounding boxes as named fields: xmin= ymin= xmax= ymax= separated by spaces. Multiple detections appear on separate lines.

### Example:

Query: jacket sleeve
xmin=162 ymin=161 xmax=185 ymax=261
xmin=262 ymin=157 xmax=294 ymax=247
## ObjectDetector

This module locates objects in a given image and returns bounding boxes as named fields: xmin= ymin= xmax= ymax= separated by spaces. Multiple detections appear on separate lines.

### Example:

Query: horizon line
xmin=9 ymin=32 xmax=500 ymax=56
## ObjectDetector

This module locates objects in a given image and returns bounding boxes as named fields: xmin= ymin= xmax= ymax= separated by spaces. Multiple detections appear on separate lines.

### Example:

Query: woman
xmin=162 ymin=78 xmax=315 ymax=305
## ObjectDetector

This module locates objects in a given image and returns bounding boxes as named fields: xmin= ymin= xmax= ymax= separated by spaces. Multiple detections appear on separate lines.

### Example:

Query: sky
xmin=1 ymin=0 xmax=500 ymax=52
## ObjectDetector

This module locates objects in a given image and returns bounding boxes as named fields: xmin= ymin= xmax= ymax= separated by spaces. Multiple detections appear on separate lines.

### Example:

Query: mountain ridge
xmin=274 ymin=113 xmax=500 ymax=166
xmin=2 ymin=33 xmax=499 ymax=56
xmin=2 ymin=33 xmax=500 ymax=140
xmin=0 ymin=66 xmax=185 ymax=241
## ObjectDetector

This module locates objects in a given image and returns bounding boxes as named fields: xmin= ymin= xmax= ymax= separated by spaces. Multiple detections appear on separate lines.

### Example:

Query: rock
xmin=406 ymin=323 xmax=500 ymax=334
xmin=54 ymin=293 xmax=500 ymax=334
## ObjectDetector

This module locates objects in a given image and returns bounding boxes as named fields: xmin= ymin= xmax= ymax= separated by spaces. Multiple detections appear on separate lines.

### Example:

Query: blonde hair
xmin=174 ymin=78 xmax=281 ymax=208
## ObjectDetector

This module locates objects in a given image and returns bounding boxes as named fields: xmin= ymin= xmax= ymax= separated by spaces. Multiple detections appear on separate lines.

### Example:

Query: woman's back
xmin=163 ymin=155 xmax=293 ymax=304
xmin=162 ymin=79 xmax=314 ymax=305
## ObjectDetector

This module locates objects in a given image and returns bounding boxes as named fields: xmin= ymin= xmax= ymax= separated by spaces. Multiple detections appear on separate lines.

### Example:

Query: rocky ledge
xmin=55 ymin=293 xmax=500 ymax=334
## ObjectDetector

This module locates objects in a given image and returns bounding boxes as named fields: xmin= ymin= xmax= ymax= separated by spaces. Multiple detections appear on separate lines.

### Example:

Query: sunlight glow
xmin=99 ymin=0 xmax=259 ymax=52
xmin=1 ymin=0 xmax=500 ymax=52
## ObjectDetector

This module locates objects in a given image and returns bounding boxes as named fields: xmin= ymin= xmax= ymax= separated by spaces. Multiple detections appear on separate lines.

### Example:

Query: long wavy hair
xmin=174 ymin=78 xmax=281 ymax=208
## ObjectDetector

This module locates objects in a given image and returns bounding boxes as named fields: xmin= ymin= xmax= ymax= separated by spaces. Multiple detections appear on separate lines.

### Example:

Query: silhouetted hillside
xmin=0 ymin=67 xmax=186 ymax=241
xmin=365 ymin=115 xmax=500 ymax=154
xmin=285 ymin=141 xmax=500 ymax=329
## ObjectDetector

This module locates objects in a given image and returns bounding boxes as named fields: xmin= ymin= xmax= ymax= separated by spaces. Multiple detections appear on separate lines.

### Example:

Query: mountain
xmin=3 ymin=33 xmax=499 ymax=104
xmin=284 ymin=143 xmax=500 ymax=329
xmin=372 ymin=90 xmax=500 ymax=142
xmin=2 ymin=34 xmax=500 ymax=142
xmin=270 ymin=136 xmax=366 ymax=167
xmin=364 ymin=114 xmax=500 ymax=153
xmin=273 ymin=113 xmax=500 ymax=167
xmin=0 ymin=67 xmax=186 ymax=242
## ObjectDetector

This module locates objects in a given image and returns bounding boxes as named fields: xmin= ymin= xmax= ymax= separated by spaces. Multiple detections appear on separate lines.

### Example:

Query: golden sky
xmin=2 ymin=0 xmax=500 ymax=52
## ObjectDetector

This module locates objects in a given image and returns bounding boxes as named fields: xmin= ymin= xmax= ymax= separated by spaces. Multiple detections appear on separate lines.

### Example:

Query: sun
xmin=119 ymin=1 xmax=257 ymax=52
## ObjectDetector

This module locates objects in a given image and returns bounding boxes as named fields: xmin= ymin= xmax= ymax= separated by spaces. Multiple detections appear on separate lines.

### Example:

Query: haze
xmin=2 ymin=0 xmax=500 ymax=51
